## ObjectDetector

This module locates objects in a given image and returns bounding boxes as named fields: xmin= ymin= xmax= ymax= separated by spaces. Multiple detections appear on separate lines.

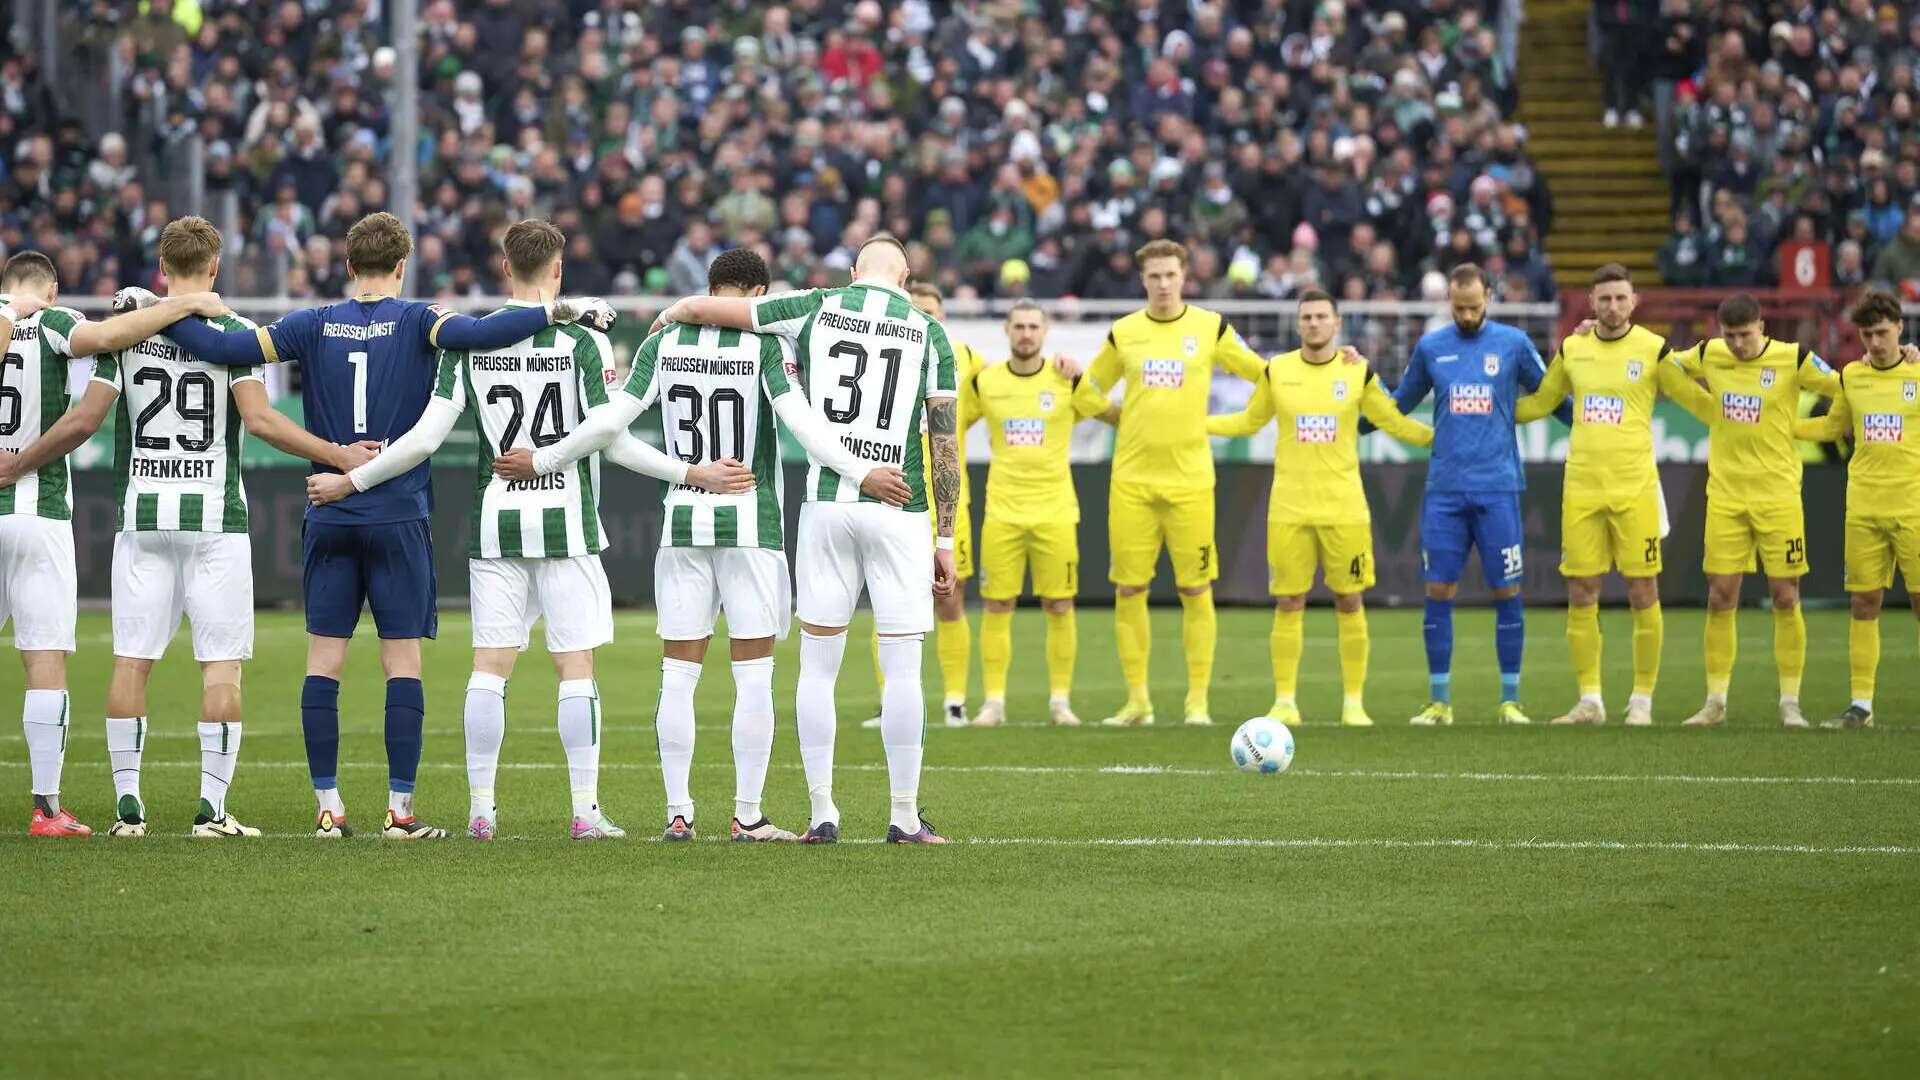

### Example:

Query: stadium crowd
xmin=1 ymin=0 xmax=1556 ymax=306
xmin=1622 ymin=0 xmax=1920 ymax=291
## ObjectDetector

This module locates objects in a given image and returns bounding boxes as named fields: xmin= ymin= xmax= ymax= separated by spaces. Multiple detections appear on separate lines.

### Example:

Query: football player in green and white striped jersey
xmin=654 ymin=235 xmax=962 ymax=844
xmin=495 ymin=247 xmax=908 ymax=842
xmin=0 ymin=246 xmax=254 ymax=836
xmin=5 ymin=221 xmax=380 ymax=838
xmin=309 ymin=220 xmax=743 ymax=840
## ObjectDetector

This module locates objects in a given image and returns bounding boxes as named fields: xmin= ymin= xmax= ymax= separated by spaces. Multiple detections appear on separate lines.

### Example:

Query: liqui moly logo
xmin=1863 ymin=413 xmax=1904 ymax=442
xmin=1721 ymin=392 xmax=1763 ymax=424
xmin=1450 ymin=384 xmax=1495 ymax=414
xmin=1296 ymin=415 xmax=1339 ymax=443
xmin=1581 ymin=394 xmax=1625 ymax=425
xmin=1004 ymin=418 xmax=1046 ymax=446
xmin=1142 ymin=359 xmax=1184 ymax=388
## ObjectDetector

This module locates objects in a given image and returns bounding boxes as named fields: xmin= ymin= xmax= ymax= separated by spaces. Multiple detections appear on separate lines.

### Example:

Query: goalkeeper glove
xmin=549 ymin=296 xmax=618 ymax=333
xmin=111 ymin=286 xmax=160 ymax=314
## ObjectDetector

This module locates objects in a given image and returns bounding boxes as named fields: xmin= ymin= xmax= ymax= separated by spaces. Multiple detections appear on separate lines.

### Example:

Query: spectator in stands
xmin=1871 ymin=207 xmax=1920 ymax=288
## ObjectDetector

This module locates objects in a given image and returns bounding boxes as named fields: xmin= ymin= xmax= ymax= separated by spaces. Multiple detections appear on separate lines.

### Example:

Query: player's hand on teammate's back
xmin=685 ymin=458 xmax=756 ymax=494
xmin=550 ymin=296 xmax=618 ymax=332
xmin=0 ymin=448 xmax=19 ymax=487
xmin=1 ymin=290 xmax=47 ymax=319
xmin=110 ymin=286 xmax=159 ymax=313
xmin=1051 ymin=353 xmax=1084 ymax=379
xmin=860 ymin=466 xmax=912 ymax=507
xmin=1340 ymin=346 xmax=1369 ymax=366
xmin=176 ymin=291 xmax=231 ymax=318
xmin=306 ymin=472 xmax=356 ymax=506
xmin=492 ymin=448 xmax=537 ymax=482
xmin=333 ymin=440 xmax=382 ymax=471
xmin=933 ymin=548 xmax=957 ymax=597
xmin=1572 ymin=318 xmax=1596 ymax=336
xmin=1902 ymin=343 xmax=1920 ymax=365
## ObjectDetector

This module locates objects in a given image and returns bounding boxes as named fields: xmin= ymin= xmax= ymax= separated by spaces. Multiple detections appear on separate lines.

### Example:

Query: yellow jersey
xmin=1675 ymin=337 xmax=1840 ymax=505
xmin=1799 ymin=360 xmax=1920 ymax=519
xmin=1206 ymin=350 xmax=1432 ymax=525
xmin=1516 ymin=324 xmax=1713 ymax=502
xmin=960 ymin=360 xmax=1111 ymax=526
xmin=1087 ymin=305 xmax=1267 ymax=490
xmin=921 ymin=340 xmax=987 ymax=509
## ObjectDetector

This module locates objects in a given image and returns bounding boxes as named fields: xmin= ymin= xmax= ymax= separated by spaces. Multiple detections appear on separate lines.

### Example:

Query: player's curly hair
xmin=707 ymin=247 xmax=770 ymax=292
xmin=1849 ymin=289 xmax=1902 ymax=330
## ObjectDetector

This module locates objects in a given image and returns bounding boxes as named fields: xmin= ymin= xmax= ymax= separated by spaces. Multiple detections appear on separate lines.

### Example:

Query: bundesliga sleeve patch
xmin=1863 ymin=413 xmax=1904 ymax=442
xmin=1295 ymin=415 xmax=1338 ymax=443
xmin=1581 ymin=394 xmax=1625 ymax=425
xmin=1720 ymin=392 xmax=1763 ymax=424
xmin=1141 ymin=358 xmax=1185 ymax=388
xmin=1003 ymin=418 xmax=1045 ymax=446
xmin=1449 ymin=384 xmax=1495 ymax=415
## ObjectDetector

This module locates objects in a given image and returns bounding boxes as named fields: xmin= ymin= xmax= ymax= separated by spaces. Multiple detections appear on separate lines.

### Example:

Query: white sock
xmin=558 ymin=678 xmax=602 ymax=819
xmin=315 ymin=787 xmax=345 ymax=817
xmin=796 ymin=630 xmax=846 ymax=827
xmin=1707 ymin=692 xmax=1728 ymax=706
xmin=105 ymin=716 xmax=145 ymax=805
xmin=388 ymin=790 xmax=413 ymax=818
xmin=730 ymin=656 xmax=775 ymax=824
xmin=197 ymin=722 xmax=240 ymax=819
xmin=656 ymin=659 xmax=700 ymax=822
xmin=23 ymin=689 xmax=69 ymax=809
xmin=877 ymin=634 xmax=926 ymax=833
xmin=1780 ymin=694 xmax=1799 ymax=707
xmin=464 ymin=672 xmax=506 ymax=817
xmin=1628 ymin=694 xmax=1652 ymax=710
xmin=1853 ymin=698 xmax=1874 ymax=712
xmin=1580 ymin=693 xmax=1603 ymax=706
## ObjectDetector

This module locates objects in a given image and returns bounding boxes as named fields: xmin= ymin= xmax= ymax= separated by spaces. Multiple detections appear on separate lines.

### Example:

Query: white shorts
xmin=470 ymin=555 xmax=613 ymax=654
xmin=112 ymin=531 xmax=254 ymax=661
xmin=0 ymin=516 xmax=77 ymax=653
xmin=654 ymin=546 xmax=792 ymax=641
xmin=794 ymin=503 xmax=934 ymax=635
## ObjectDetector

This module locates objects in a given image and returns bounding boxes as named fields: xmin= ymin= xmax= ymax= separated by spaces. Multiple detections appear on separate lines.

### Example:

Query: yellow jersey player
xmin=1672 ymin=294 xmax=1840 ymax=728
xmin=1515 ymin=264 xmax=1713 ymax=726
xmin=1793 ymin=290 xmax=1920 ymax=729
xmin=1205 ymin=289 xmax=1432 ymax=726
xmin=962 ymin=300 xmax=1116 ymax=728
xmin=1088 ymin=239 xmax=1268 ymax=727
xmin=862 ymin=283 xmax=986 ymax=731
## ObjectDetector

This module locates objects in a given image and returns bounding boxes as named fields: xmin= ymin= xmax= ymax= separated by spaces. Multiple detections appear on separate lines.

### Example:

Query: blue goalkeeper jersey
xmin=260 ymin=295 xmax=461 ymax=525
xmin=1392 ymin=320 xmax=1556 ymax=494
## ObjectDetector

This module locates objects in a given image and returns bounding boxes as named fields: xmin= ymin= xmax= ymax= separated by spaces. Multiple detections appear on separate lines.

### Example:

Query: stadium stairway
xmin=1517 ymin=0 xmax=1670 ymax=291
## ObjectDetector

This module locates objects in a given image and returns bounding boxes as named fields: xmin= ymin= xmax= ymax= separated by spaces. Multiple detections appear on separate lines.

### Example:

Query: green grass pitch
xmin=5 ymin=606 xmax=1919 ymax=1078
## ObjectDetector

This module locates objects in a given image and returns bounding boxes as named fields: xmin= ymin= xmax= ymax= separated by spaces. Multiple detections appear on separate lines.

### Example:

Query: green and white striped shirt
xmin=625 ymin=322 xmax=793 ymax=549
xmin=93 ymin=315 xmax=263 ymax=532
xmin=0 ymin=306 xmax=87 ymax=519
xmin=750 ymin=283 xmax=958 ymax=512
xmin=435 ymin=308 xmax=613 ymax=559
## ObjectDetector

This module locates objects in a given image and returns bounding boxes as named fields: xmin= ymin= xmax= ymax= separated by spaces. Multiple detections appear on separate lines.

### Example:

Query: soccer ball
xmin=1230 ymin=718 xmax=1294 ymax=775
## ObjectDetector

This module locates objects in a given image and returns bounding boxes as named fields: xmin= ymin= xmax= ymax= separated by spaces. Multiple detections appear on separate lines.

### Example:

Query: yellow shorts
xmin=931 ymin=502 xmax=974 ymax=579
xmin=1702 ymin=499 xmax=1808 ymax=578
xmin=1108 ymin=481 xmax=1217 ymax=589
xmin=1268 ymin=521 xmax=1374 ymax=596
xmin=978 ymin=518 xmax=1080 ymax=600
xmin=1844 ymin=515 xmax=1920 ymax=592
xmin=1560 ymin=490 xmax=1664 ymax=578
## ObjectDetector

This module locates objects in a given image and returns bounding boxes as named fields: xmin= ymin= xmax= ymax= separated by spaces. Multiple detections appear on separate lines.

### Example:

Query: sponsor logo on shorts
xmin=1296 ymin=415 xmax=1338 ymax=443
xmin=1004 ymin=418 xmax=1045 ymax=446
xmin=1864 ymin=413 xmax=1904 ymax=442
xmin=1142 ymin=359 xmax=1185 ymax=388
xmin=1450 ymin=383 xmax=1495 ymax=415
xmin=1721 ymin=392 xmax=1763 ymax=424
xmin=1581 ymin=394 xmax=1624 ymax=425
xmin=1483 ymin=353 xmax=1500 ymax=376
xmin=1626 ymin=360 xmax=1643 ymax=382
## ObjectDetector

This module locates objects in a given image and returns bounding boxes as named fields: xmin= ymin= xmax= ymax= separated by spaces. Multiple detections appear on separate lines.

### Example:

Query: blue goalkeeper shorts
xmin=1420 ymin=491 xmax=1525 ymax=589
xmin=301 ymin=518 xmax=439 ymax=640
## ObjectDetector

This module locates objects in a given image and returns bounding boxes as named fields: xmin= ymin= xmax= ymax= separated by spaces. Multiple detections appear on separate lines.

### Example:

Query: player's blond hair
xmin=158 ymin=216 xmax=222 ymax=278
xmin=1133 ymin=239 xmax=1187 ymax=268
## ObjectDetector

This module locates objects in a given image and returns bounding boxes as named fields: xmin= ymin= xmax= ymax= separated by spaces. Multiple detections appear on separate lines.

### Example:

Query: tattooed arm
xmin=927 ymin=395 xmax=960 ymax=597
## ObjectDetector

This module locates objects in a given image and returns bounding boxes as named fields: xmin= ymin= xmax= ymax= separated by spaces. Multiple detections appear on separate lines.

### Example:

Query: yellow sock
xmin=1705 ymin=608 xmax=1737 ymax=697
xmin=1774 ymin=604 xmax=1805 ymax=699
xmin=1269 ymin=607 xmax=1304 ymax=701
xmin=1336 ymin=607 xmax=1368 ymax=705
xmin=1631 ymin=603 xmax=1662 ymax=698
xmin=1850 ymin=615 xmax=1880 ymax=705
xmin=1566 ymin=603 xmax=1602 ymax=698
xmin=1180 ymin=590 xmax=1216 ymax=713
xmin=1044 ymin=608 xmax=1075 ymax=698
xmin=937 ymin=613 xmax=972 ymax=704
xmin=1114 ymin=591 xmax=1151 ymax=702
xmin=979 ymin=608 xmax=1012 ymax=700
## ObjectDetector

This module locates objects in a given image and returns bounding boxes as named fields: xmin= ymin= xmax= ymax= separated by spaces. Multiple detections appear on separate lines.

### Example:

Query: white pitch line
xmin=4 ymin=759 xmax=1917 ymax=787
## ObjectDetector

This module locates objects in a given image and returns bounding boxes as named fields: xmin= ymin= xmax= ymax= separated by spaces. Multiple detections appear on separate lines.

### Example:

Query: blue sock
xmin=1423 ymin=597 xmax=1454 ymax=703
xmin=300 ymin=675 xmax=340 ymax=789
xmin=1495 ymin=594 xmax=1526 ymax=703
xmin=384 ymin=677 xmax=425 ymax=794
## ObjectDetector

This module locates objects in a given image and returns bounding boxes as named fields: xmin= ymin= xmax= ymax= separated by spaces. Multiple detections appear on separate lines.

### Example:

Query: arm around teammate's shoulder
xmin=1514 ymin=351 xmax=1571 ymax=423
xmin=1360 ymin=372 xmax=1433 ymax=447
xmin=1204 ymin=369 xmax=1274 ymax=438
xmin=234 ymin=378 xmax=375 ymax=473
xmin=0 ymin=379 xmax=117 ymax=487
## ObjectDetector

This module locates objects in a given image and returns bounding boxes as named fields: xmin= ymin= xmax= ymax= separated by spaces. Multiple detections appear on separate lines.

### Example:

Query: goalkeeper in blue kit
xmin=1381 ymin=265 xmax=1570 ymax=725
